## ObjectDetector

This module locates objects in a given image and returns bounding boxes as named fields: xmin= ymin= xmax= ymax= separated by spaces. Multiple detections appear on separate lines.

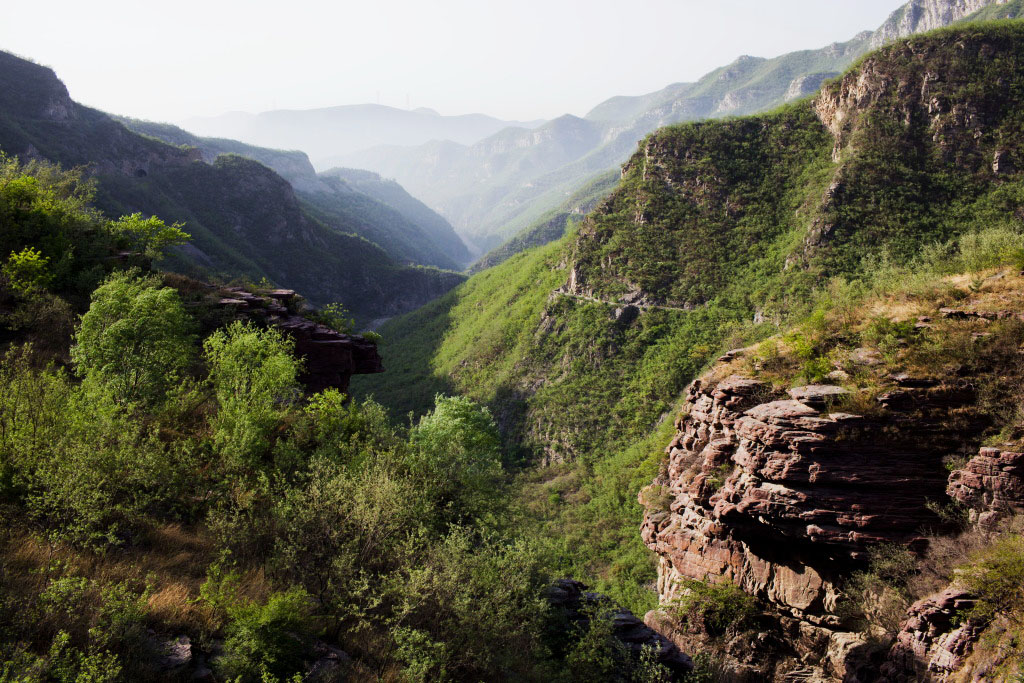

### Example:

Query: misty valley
xmin=4 ymin=0 xmax=1024 ymax=681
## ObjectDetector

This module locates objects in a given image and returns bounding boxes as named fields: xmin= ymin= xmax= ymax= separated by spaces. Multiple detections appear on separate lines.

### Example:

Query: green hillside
xmin=354 ymin=21 xmax=1024 ymax=607
xmin=120 ymin=119 xmax=470 ymax=270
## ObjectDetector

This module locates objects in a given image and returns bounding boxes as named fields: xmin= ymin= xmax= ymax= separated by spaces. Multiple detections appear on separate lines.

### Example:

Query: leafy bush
xmin=71 ymin=271 xmax=196 ymax=406
xmin=959 ymin=533 xmax=1024 ymax=623
xmin=106 ymin=213 xmax=188 ymax=260
xmin=667 ymin=579 xmax=757 ymax=637
xmin=217 ymin=586 xmax=315 ymax=682
xmin=2 ymin=246 xmax=52 ymax=292
xmin=204 ymin=321 xmax=301 ymax=469
xmin=409 ymin=394 xmax=504 ymax=522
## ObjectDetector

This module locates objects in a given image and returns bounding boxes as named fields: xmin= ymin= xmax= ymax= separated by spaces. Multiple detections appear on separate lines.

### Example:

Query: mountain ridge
xmin=0 ymin=50 xmax=465 ymax=321
xmin=338 ymin=0 xmax=1012 ymax=256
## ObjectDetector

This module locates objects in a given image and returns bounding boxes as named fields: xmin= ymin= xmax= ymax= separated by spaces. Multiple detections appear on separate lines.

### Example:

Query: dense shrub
xmin=71 ymin=271 xmax=196 ymax=406
xmin=204 ymin=321 xmax=300 ymax=470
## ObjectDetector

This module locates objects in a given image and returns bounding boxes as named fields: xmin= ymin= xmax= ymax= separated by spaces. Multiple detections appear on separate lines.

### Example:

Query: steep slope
xmin=318 ymin=167 xmax=470 ymax=266
xmin=119 ymin=119 xmax=469 ymax=269
xmin=343 ymin=0 xmax=1007 ymax=255
xmin=353 ymin=20 xmax=1024 ymax=621
xmin=0 ymin=51 xmax=464 ymax=321
xmin=469 ymin=169 xmax=618 ymax=273
xmin=181 ymin=104 xmax=544 ymax=164
xmin=642 ymin=264 xmax=1024 ymax=680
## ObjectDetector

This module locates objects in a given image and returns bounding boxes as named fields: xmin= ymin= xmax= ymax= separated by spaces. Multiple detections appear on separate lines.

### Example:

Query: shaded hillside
xmin=119 ymin=119 xmax=469 ymax=269
xmin=342 ymin=0 xmax=1006 ymax=255
xmin=0 ymin=51 xmax=464 ymax=321
xmin=319 ymin=167 xmax=470 ymax=266
xmin=353 ymin=21 xmax=1024 ymax=613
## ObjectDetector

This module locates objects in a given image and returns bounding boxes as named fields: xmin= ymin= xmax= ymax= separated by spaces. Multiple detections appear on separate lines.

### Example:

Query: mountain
xmin=468 ymin=169 xmax=617 ymax=273
xmin=181 ymin=104 xmax=545 ymax=166
xmin=118 ymin=118 xmax=470 ymax=268
xmin=340 ymin=0 xmax=1009 ymax=256
xmin=0 ymin=50 xmax=464 ymax=321
xmin=352 ymin=20 xmax=1024 ymax=677
xmin=318 ymin=167 xmax=470 ymax=266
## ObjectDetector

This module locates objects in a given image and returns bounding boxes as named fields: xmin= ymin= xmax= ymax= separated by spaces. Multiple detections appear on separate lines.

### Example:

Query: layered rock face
xmin=639 ymin=370 xmax=984 ymax=677
xmin=641 ymin=374 xmax=965 ymax=618
xmin=881 ymin=588 xmax=984 ymax=682
xmin=948 ymin=446 xmax=1024 ymax=528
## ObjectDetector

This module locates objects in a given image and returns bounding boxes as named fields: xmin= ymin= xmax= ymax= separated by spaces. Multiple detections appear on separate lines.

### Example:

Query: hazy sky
xmin=1 ymin=0 xmax=906 ymax=123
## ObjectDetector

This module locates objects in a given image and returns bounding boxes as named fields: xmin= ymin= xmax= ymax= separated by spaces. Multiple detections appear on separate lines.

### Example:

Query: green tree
xmin=71 ymin=271 xmax=196 ymax=406
xmin=204 ymin=321 xmax=300 ymax=468
xmin=409 ymin=394 xmax=503 ymax=521
xmin=107 ymin=213 xmax=189 ymax=260
xmin=2 ymin=246 xmax=53 ymax=292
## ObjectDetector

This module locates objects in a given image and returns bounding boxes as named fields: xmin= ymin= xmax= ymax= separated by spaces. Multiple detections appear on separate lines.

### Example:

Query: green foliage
xmin=409 ymin=395 xmax=504 ymax=521
xmin=312 ymin=302 xmax=354 ymax=334
xmin=106 ymin=213 xmax=189 ymax=260
xmin=667 ymin=580 xmax=757 ymax=637
xmin=217 ymin=586 xmax=314 ymax=682
xmin=71 ymin=271 xmax=196 ymax=406
xmin=387 ymin=528 xmax=551 ymax=681
xmin=204 ymin=321 xmax=300 ymax=469
xmin=0 ymin=346 xmax=195 ymax=548
xmin=959 ymin=533 xmax=1024 ymax=623
xmin=2 ymin=247 xmax=52 ymax=292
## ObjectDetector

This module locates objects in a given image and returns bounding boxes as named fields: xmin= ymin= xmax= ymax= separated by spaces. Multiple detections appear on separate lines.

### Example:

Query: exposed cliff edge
xmin=640 ymin=271 xmax=1024 ymax=679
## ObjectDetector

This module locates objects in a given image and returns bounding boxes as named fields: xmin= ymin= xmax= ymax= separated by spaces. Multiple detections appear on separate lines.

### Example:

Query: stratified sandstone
xmin=640 ymin=371 xmax=982 ymax=677
xmin=880 ymin=588 xmax=983 ymax=682
xmin=948 ymin=446 xmax=1024 ymax=529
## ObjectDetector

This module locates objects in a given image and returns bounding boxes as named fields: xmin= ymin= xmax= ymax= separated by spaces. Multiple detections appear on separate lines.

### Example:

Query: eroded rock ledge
xmin=215 ymin=287 xmax=383 ymax=394
xmin=639 ymin=372 xmax=981 ymax=678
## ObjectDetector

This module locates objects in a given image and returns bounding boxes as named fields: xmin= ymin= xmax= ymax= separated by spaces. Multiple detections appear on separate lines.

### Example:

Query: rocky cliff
xmin=640 ymin=269 xmax=1024 ymax=679
xmin=870 ymin=0 xmax=1006 ymax=48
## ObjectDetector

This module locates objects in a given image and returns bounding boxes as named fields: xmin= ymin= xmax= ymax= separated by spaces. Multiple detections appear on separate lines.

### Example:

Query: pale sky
xmin=0 ymin=0 xmax=906 ymax=123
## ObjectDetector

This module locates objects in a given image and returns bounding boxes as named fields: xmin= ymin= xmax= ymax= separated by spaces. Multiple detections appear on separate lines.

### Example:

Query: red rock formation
xmin=948 ymin=446 xmax=1024 ymax=529
xmin=216 ymin=288 xmax=382 ymax=394
xmin=639 ymin=372 xmax=985 ymax=677
xmin=642 ymin=375 xmax=957 ymax=614
xmin=880 ymin=588 xmax=983 ymax=682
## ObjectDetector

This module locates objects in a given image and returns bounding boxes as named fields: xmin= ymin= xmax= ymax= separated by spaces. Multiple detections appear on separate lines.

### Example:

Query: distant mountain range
xmin=165 ymin=1 xmax=1013 ymax=261
xmin=181 ymin=105 xmax=544 ymax=164
xmin=0 ymin=51 xmax=466 ymax=322
xmin=335 ymin=0 xmax=1012 ymax=256
xmin=118 ymin=118 xmax=470 ymax=269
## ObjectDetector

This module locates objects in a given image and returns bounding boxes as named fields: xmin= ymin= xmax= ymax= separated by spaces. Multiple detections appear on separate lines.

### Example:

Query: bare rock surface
xmin=640 ymin=372 xmax=979 ymax=672
xmin=948 ymin=446 xmax=1024 ymax=529
xmin=880 ymin=588 xmax=983 ymax=681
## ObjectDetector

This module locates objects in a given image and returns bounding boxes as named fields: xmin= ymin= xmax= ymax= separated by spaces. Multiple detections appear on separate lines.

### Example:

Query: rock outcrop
xmin=948 ymin=446 xmax=1024 ymax=529
xmin=880 ymin=588 xmax=983 ymax=681
xmin=215 ymin=288 xmax=383 ymax=394
xmin=869 ymin=0 xmax=1002 ymax=49
xmin=640 ymin=370 xmax=984 ymax=676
